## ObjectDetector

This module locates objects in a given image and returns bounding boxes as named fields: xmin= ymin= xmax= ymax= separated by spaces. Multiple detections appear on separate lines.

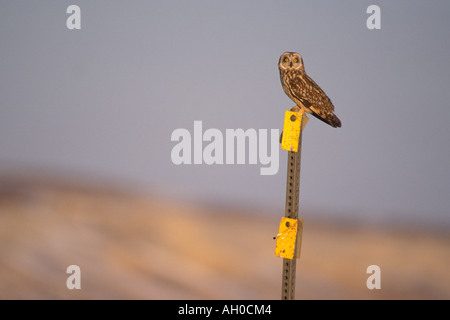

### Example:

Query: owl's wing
xmin=288 ymin=74 xmax=335 ymax=113
xmin=288 ymin=74 xmax=341 ymax=128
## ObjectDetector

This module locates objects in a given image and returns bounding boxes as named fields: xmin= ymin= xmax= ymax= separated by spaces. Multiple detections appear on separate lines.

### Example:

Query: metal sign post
xmin=275 ymin=109 xmax=308 ymax=300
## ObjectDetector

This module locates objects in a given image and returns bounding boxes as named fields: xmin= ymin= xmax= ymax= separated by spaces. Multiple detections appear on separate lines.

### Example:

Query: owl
xmin=278 ymin=52 xmax=341 ymax=128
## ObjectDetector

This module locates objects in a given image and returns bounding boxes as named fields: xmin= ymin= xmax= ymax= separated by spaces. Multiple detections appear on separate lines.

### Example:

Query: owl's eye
xmin=293 ymin=58 xmax=298 ymax=63
xmin=284 ymin=57 xmax=289 ymax=62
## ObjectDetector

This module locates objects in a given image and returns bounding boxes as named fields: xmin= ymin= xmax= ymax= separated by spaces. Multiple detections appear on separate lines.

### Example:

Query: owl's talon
xmin=279 ymin=131 xmax=283 ymax=144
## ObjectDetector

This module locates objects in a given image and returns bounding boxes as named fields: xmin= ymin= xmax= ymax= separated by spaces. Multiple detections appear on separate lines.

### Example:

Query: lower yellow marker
xmin=275 ymin=217 xmax=304 ymax=259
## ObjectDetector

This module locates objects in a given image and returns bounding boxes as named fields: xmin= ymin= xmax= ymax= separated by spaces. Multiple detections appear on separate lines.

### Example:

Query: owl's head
xmin=278 ymin=52 xmax=304 ymax=72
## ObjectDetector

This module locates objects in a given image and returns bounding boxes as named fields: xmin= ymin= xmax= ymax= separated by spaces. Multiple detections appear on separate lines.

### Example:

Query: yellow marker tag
xmin=275 ymin=217 xmax=304 ymax=259
xmin=281 ymin=110 xmax=307 ymax=152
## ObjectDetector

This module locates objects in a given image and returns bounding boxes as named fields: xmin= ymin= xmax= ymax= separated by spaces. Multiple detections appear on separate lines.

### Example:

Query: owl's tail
xmin=312 ymin=112 xmax=342 ymax=128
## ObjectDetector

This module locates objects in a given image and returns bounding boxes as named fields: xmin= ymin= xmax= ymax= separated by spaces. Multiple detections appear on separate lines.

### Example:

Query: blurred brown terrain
xmin=0 ymin=175 xmax=449 ymax=300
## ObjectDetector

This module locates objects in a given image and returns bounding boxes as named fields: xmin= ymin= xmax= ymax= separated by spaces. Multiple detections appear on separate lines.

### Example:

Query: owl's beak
xmin=289 ymin=62 xmax=293 ymax=67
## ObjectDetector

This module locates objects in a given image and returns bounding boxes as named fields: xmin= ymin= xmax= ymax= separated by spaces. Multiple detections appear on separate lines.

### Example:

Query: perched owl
xmin=278 ymin=52 xmax=341 ymax=128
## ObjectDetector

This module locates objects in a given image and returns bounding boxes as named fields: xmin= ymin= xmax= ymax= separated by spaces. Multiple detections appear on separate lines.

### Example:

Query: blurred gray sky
xmin=1 ymin=1 xmax=449 ymax=225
